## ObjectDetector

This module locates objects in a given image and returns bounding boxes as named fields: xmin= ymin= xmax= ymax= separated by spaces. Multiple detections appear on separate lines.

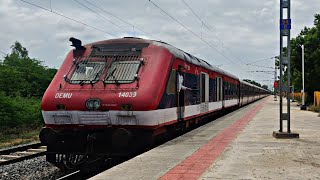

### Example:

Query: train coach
xmin=40 ymin=37 xmax=269 ymax=168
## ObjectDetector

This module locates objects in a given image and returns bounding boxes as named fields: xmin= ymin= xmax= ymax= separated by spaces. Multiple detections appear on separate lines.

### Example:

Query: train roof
xmin=240 ymin=80 xmax=269 ymax=91
xmin=152 ymin=41 xmax=239 ymax=80
xmin=90 ymin=37 xmax=239 ymax=80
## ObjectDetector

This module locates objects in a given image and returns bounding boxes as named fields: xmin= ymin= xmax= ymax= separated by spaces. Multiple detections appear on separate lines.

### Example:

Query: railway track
xmin=0 ymin=142 xmax=46 ymax=166
xmin=56 ymin=170 xmax=81 ymax=180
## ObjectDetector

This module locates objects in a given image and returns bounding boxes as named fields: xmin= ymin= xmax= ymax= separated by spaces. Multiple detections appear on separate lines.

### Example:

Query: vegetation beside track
xmin=0 ymin=42 xmax=56 ymax=148
xmin=308 ymin=105 xmax=320 ymax=117
xmin=287 ymin=14 xmax=320 ymax=104
xmin=0 ymin=127 xmax=41 ymax=149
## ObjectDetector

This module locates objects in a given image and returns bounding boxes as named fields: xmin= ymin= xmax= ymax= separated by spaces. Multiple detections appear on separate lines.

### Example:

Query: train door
xmin=200 ymin=73 xmax=209 ymax=113
xmin=177 ymin=66 xmax=185 ymax=121
xmin=216 ymin=77 xmax=223 ymax=106
xmin=238 ymin=83 xmax=241 ymax=106
xmin=240 ymin=83 xmax=244 ymax=106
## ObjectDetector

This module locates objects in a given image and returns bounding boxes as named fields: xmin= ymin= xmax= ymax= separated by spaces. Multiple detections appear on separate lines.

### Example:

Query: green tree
xmin=243 ymin=79 xmax=262 ymax=87
xmin=0 ymin=41 xmax=57 ymax=129
xmin=262 ymin=85 xmax=268 ymax=90
xmin=1 ymin=41 xmax=57 ymax=97
xmin=290 ymin=14 xmax=320 ymax=104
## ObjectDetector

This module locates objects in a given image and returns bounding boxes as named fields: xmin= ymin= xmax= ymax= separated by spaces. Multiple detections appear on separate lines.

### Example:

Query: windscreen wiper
xmin=105 ymin=68 xmax=117 ymax=81
xmin=107 ymin=68 xmax=120 ymax=85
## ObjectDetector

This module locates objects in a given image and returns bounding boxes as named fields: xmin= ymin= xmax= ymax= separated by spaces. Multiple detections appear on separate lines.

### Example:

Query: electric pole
xmin=273 ymin=0 xmax=299 ymax=138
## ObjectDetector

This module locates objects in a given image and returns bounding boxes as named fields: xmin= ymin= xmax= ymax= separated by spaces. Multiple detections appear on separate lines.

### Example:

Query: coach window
xmin=166 ymin=69 xmax=176 ymax=94
xmin=213 ymin=78 xmax=216 ymax=101
xmin=201 ymin=73 xmax=206 ymax=103
xmin=227 ymin=82 xmax=230 ymax=99
xmin=235 ymin=84 xmax=237 ymax=97
xmin=231 ymin=83 xmax=234 ymax=98
xmin=209 ymin=79 xmax=214 ymax=102
xmin=229 ymin=83 xmax=231 ymax=98
xmin=229 ymin=83 xmax=231 ymax=99
xmin=235 ymin=84 xmax=237 ymax=95
xmin=230 ymin=83 xmax=232 ymax=99
xmin=235 ymin=84 xmax=238 ymax=96
xmin=230 ymin=83 xmax=233 ymax=98
xmin=233 ymin=84 xmax=236 ymax=97
xmin=216 ymin=77 xmax=222 ymax=101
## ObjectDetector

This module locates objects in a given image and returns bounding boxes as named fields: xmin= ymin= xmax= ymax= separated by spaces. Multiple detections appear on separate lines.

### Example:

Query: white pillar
xmin=301 ymin=45 xmax=305 ymax=106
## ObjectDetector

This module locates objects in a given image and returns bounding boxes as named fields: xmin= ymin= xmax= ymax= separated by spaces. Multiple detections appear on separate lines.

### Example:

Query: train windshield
xmin=69 ymin=61 xmax=106 ymax=84
xmin=104 ymin=60 xmax=141 ymax=84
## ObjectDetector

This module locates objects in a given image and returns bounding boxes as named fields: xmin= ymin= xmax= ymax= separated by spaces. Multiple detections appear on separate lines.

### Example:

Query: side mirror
xmin=69 ymin=37 xmax=86 ymax=57
xmin=69 ymin=37 xmax=85 ymax=51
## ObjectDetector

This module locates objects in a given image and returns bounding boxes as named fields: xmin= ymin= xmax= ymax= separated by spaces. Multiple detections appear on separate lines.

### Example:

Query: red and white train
xmin=40 ymin=37 xmax=269 ymax=168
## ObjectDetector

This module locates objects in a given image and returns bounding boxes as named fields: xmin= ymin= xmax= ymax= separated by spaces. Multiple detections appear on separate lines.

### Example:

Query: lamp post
xmin=274 ymin=57 xmax=278 ymax=101
xmin=300 ymin=45 xmax=306 ymax=110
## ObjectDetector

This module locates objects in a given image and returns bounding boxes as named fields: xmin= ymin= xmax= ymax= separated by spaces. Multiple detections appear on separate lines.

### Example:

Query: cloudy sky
xmin=0 ymin=0 xmax=319 ymax=87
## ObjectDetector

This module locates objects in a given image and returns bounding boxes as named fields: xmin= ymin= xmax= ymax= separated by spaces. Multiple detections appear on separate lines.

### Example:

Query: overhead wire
xmin=0 ymin=51 xmax=7 ymax=55
xmin=246 ymin=64 xmax=274 ymax=69
xmin=250 ymin=79 xmax=274 ymax=82
xmin=20 ymin=0 xmax=272 ymax=82
xmin=0 ymin=51 xmax=7 ymax=60
xmin=149 ymin=0 xmax=251 ymax=79
xmin=248 ymin=71 xmax=274 ymax=85
xmin=181 ymin=0 xmax=247 ymax=65
xmin=245 ymin=56 xmax=275 ymax=84
xmin=244 ymin=56 xmax=275 ymax=84
xmin=180 ymin=0 xmax=275 ymax=83
xmin=181 ymin=0 xmax=213 ymax=32
xmin=246 ymin=56 xmax=274 ymax=65
xmin=82 ymin=0 xmax=160 ymax=40
xmin=148 ymin=0 xmax=249 ymax=78
xmin=248 ymin=71 xmax=274 ymax=75
xmin=72 ymin=0 xmax=128 ymax=34
xmin=19 ymin=0 xmax=117 ymax=37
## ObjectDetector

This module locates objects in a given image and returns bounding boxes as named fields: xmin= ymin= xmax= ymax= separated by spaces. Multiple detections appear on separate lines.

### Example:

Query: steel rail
xmin=0 ymin=142 xmax=46 ymax=166
xmin=56 ymin=170 xmax=81 ymax=180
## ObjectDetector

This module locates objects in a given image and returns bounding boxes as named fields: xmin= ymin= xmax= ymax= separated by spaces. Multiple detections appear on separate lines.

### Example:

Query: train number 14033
xmin=118 ymin=92 xmax=137 ymax=97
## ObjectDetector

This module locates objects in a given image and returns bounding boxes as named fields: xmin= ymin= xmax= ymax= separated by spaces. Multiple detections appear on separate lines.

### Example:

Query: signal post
xmin=273 ymin=0 xmax=299 ymax=139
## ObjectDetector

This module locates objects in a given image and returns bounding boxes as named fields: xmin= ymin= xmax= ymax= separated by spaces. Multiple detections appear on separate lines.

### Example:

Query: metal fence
xmin=290 ymin=92 xmax=307 ymax=102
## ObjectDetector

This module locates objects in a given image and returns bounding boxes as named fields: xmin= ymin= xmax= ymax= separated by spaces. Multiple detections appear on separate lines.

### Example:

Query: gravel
xmin=0 ymin=155 xmax=68 ymax=180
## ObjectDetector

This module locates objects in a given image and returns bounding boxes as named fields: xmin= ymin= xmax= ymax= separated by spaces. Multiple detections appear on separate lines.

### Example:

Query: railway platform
xmin=90 ymin=96 xmax=320 ymax=180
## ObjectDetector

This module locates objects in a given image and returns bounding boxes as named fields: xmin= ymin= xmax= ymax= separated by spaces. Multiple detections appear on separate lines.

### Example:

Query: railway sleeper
xmin=1 ymin=155 xmax=20 ymax=160
xmin=15 ymin=151 xmax=37 ymax=156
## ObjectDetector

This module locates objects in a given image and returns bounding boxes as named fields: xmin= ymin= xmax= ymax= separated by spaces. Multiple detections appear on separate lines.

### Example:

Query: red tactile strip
xmin=160 ymin=98 xmax=269 ymax=180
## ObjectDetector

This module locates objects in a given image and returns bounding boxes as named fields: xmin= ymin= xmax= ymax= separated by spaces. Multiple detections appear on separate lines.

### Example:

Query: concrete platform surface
xmin=90 ymin=97 xmax=320 ymax=180
xmin=200 ymin=98 xmax=320 ymax=180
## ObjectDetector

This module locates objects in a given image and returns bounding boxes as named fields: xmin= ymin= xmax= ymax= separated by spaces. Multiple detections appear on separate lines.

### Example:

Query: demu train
xmin=40 ymin=37 xmax=269 ymax=168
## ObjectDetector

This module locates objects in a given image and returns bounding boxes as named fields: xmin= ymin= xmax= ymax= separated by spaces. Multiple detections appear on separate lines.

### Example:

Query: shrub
xmin=0 ymin=92 xmax=42 ymax=129
xmin=308 ymin=105 xmax=320 ymax=113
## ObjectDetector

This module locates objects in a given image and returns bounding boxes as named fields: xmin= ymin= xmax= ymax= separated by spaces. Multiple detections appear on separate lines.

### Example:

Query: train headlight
xmin=121 ymin=104 xmax=133 ymax=111
xmin=56 ymin=104 xmax=66 ymax=110
xmin=86 ymin=99 xmax=101 ymax=110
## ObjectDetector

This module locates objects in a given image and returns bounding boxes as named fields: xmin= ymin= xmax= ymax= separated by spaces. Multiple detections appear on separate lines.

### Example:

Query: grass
xmin=0 ymin=126 xmax=42 ymax=149
xmin=308 ymin=105 xmax=320 ymax=117
xmin=309 ymin=105 xmax=320 ymax=112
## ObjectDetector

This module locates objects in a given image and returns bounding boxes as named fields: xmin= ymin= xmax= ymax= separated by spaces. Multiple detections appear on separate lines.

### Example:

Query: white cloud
xmin=0 ymin=0 xmax=319 ymax=85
